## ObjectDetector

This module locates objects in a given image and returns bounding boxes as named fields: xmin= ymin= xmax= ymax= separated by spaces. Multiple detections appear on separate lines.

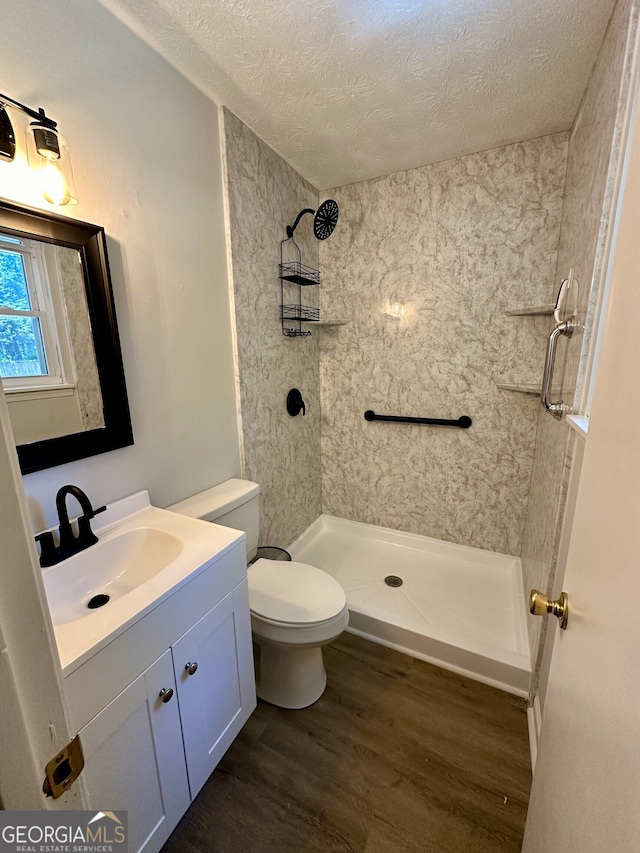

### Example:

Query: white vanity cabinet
xmin=78 ymin=649 xmax=190 ymax=853
xmin=64 ymin=541 xmax=256 ymax=853
xmin=172 ymin=581 xmax=254 ymax=798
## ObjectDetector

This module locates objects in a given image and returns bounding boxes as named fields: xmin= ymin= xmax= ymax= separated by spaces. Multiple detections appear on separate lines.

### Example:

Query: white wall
xmin=0 ymin=0 xmax=240 ymax=531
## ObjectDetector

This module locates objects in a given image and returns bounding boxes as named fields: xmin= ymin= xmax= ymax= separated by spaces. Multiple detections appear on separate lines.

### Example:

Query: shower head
xmin=286 ymin=199 xmax=339 ymax=240
xmin=312 ymin=199 xmax=339 ymax=239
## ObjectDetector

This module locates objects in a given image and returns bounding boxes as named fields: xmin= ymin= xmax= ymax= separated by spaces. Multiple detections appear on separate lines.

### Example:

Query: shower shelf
xmin=280 ymin=304 xmax=320 ymax=322
xmin=506 ymin=304 xmax=555 ymax=316
xmin=278 ymin=261 xmax=320 ymax=287
xmin=300 ymin=319 xmax=349 ymax=327
xmin=497 ymin=382 xmax=541 ymax=395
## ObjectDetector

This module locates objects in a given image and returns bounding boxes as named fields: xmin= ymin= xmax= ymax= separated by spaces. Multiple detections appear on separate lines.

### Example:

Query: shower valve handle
xmin=287 ymin=388 xmax=306 ymax=417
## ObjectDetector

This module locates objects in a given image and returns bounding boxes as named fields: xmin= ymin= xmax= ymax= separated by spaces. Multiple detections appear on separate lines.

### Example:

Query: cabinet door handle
xmin=159 ymin=688 xmax=174 ymax=703
xmin=185 ymin=661 xmax=198 ymax=676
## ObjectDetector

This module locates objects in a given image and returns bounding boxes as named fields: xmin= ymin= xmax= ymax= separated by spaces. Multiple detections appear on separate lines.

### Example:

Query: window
xmin=0 ymin=232 xmax=73 ymax=392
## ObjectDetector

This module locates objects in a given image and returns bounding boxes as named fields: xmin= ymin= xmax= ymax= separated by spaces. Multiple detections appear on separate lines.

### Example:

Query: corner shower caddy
xmin=279 ymin=199 xmax=343 ymax=338
xmin=279 ymin=235 xmax=320 ymax=337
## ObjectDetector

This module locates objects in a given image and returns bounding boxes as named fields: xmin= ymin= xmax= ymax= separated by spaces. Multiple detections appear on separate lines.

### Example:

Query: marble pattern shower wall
xmin=222 ymin=109 xmax=322 ymax=548
xmin=319 ymin=136 xmax=567 ymax=557
xmin=521 ymin=0 xmax=639 ymax=674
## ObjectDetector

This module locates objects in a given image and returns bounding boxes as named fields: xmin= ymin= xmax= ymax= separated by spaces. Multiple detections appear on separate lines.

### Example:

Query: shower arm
xmin=286 ymin=209 xmax=315 ymax=238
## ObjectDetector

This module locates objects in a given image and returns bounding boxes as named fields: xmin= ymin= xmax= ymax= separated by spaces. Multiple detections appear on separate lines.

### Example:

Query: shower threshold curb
xmin=346 ymin=609 xmax=530 ymax=697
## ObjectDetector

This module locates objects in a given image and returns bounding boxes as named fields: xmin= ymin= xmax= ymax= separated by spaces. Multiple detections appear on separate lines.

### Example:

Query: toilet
xmin=169 ymin=479 xmax=348 ymax=709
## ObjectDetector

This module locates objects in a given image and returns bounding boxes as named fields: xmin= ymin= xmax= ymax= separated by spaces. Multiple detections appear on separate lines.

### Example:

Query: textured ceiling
xmin=98 ymin=0 xmax=616 ymax=189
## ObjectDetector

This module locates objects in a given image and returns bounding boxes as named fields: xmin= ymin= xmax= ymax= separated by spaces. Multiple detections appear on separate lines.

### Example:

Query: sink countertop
xmin=44 ymin=491 xmax=245 ymax=675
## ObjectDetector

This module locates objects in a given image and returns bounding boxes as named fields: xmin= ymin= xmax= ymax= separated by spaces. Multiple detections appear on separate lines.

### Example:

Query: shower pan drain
xmin=384 ymin=575 xmax=403 ymax=588
xmin=87 ymin=593 xmax=110 ymax=609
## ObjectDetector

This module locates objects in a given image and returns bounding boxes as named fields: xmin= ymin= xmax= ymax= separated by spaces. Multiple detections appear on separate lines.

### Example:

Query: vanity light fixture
xmin=0 ymin=106 xmax=16 ymax=161
xmin=0 ymin=92 xmax=77 ymax=205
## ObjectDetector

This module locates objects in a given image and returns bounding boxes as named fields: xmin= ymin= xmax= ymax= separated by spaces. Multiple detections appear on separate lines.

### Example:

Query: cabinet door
xmin=173 ymin=579 xmax=256 ymax=798
xmin=79 ymin=649 xmax=190 ymax=853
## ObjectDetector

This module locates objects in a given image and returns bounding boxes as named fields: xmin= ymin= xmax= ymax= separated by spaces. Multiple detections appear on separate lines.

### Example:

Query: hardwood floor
xmin=163 ymin=633 xmax=531 ymax=853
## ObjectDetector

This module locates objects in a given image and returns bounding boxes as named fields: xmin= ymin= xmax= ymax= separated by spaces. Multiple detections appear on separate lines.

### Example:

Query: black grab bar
xmin=364 ymin=410 xmax=472 ymax=429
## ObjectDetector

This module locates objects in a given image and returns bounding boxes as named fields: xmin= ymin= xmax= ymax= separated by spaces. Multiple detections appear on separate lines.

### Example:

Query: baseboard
xmin=527 ymin=695 xmax=542 ymax=771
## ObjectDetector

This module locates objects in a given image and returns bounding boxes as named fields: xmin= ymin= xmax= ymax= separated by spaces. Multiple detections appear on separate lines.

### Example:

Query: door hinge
xmin=42 ymin=734 xmax=85 ymax=798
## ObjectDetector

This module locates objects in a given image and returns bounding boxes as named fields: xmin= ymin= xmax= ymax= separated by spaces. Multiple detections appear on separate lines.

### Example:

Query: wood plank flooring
xmin=163 ymin=632 xmax=531 ymax=853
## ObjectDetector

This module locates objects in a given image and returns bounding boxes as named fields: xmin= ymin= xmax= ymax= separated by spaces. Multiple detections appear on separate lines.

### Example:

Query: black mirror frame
xmin=0 ymin=199 xmax=134 ymax=474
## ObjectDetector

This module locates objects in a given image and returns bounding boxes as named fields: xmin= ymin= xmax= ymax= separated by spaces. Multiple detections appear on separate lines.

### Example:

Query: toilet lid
xmin=248 ymin=559 xmax=346 ymax=625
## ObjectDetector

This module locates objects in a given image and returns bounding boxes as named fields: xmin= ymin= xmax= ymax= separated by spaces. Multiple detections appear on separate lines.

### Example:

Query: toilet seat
xmin=250 ymin=604 xmax=349 ymax=647
xmin=248 ymin=558 xmax=346 ymax=625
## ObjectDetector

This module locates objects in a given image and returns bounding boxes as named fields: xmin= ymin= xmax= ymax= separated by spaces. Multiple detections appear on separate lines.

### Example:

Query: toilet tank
xmin=168 ymin=479 xmax=260 ymax=562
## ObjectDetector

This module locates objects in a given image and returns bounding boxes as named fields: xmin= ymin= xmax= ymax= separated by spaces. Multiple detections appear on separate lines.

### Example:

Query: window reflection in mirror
xmin=1 ymin=232 xmax=105 ymax=444
xmin=0 ymin=199 xmax=133 ymax=474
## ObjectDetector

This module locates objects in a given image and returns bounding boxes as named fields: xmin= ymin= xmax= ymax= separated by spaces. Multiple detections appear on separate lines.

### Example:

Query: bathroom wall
xmin=566 ymin=0 xmax=639 ymax=411
xmin=55 ymin=245 xmax=105 ymax=432
xmin=318 ymin=135 xmax=567 ymax=557
xmin=221 ymin=109 xmax=322 ymax=549
xmin=521 ymin=0 xmax=639 ymax=676
xmin=0 ymin=0 xmax=240 ymax=530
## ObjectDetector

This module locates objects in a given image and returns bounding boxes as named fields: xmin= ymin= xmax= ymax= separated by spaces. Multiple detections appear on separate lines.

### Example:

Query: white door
xmin=0 ymin=381 xmax=82 ymax=808
xmin=522 ymin=88 xmax=640 ymax=850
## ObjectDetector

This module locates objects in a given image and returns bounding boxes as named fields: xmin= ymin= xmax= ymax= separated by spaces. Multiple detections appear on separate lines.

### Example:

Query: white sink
xmin=44 ymin=527 xmax=183 ymax=625
xmin=40 ymin=490 xmax=246 ymax=674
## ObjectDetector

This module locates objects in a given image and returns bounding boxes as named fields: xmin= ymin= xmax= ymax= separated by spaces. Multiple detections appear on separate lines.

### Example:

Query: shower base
xmin=288 ymin=515 xmax=531 ymax=696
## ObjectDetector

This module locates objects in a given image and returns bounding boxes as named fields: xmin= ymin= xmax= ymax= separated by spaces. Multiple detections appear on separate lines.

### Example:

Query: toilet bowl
xmin=248 ymin=557 xmax=348 ymax=708
xmin=169 ymin=479 xmax=348 ymax=709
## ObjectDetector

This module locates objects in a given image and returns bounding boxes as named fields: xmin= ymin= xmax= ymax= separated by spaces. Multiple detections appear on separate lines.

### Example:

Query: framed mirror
xmin=0 ymin=199 xmax=133 ymax=473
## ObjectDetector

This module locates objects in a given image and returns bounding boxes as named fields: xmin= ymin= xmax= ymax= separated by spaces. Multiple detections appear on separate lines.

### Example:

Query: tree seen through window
xmin=0 ymin=243 xmax=48 ymax=378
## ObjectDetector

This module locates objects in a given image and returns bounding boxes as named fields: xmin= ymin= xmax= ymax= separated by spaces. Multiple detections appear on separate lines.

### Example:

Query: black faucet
xmin=35 ymin=486 xmax=106 ymax=567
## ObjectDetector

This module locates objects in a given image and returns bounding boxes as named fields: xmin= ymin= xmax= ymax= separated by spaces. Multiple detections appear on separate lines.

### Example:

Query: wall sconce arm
xmin=0 ymin=92 xmax=57 ymax=130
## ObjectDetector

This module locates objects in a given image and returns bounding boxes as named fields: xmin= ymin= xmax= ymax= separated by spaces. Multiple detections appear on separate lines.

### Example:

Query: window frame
xmin=0 ymin=234 xmax=77 ymax=392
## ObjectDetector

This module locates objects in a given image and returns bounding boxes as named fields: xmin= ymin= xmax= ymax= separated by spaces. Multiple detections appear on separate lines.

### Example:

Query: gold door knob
xmin=529 ymin=589 xmax=569 ymax=630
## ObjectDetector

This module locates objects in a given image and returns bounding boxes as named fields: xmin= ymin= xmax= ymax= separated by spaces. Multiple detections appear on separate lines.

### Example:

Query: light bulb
xmin=26 ymin=127 xmax=77 ymax=205
xmin=39 ymin=160 xmax=71 ymax=205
